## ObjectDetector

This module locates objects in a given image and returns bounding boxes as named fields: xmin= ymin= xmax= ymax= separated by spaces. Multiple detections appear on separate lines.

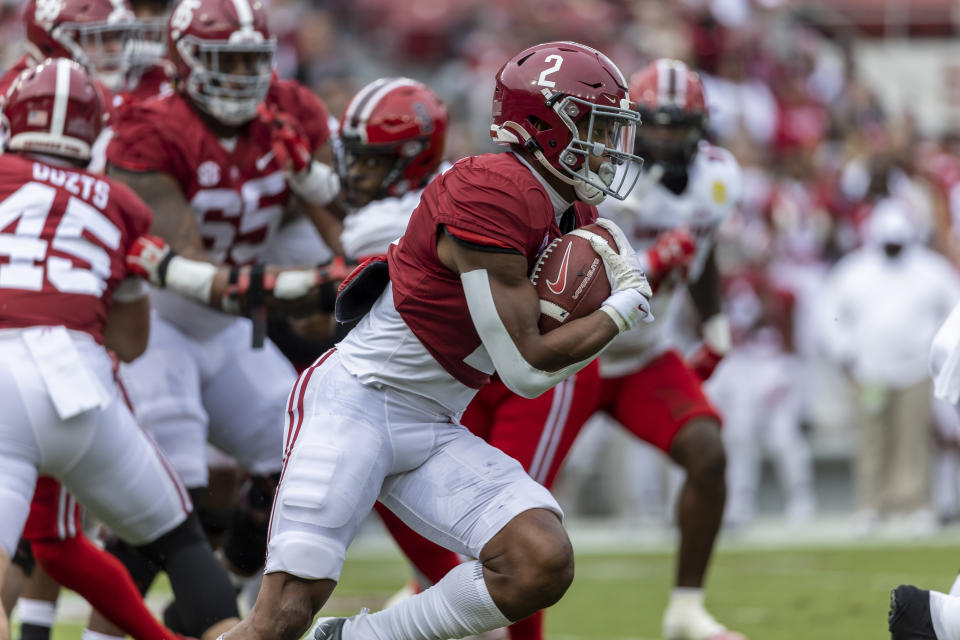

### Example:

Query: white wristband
xmin=288 ymin=160 xmax=340 ymax=206
xmin=274 ymin=269 xmax=317 ymax=299
xmin=600 ymin=288 xmax=653 ymax=333
xmin=702 ymin=314 xmax=731 ymax=354
xmin=164 ymin=255 xmax=217 ymax=306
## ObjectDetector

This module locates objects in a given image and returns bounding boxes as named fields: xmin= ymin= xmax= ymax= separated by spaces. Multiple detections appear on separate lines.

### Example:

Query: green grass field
xmin=23 ymin=542 xmax=960 ymax=640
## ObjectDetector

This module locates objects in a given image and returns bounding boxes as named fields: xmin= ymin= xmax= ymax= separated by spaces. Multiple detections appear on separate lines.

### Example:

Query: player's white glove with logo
xmin=588 ymin=217 xmax=654 ymax=333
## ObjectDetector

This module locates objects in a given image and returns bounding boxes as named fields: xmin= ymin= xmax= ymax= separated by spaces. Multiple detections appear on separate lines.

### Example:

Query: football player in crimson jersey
xmin=382 ymin=59 xmax=744 ymax=640
xmin=217 ymin=41 xmax=651 ymax=640
xmin=0 ymin=0 xmax=136 ymax=96
xmin=361 ymin=60 xmax=741 ymax=640
xmin=93 ymin=0 xmax=344 ymax=630
xmin=0 ymin=59 xmax=240 ymax=640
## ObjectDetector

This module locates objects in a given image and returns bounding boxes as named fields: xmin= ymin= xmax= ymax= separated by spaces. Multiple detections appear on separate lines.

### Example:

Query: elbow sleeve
xmin=460 ymin=269 xmax=593 ymax=399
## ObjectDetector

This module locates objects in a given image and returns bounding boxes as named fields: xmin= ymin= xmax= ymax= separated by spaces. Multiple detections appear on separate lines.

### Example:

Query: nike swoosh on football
xmin=256 ymin=150 xmax=275 ymax=171
xmin=546 ymin=242 xmax=573 ymax=295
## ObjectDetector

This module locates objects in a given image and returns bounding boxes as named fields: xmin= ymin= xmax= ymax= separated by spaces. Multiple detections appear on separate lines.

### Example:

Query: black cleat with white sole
xmin=890 ymin=585 xmax=938 ymax=639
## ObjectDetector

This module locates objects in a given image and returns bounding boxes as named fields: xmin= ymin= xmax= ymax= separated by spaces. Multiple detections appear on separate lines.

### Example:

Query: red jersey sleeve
xmin=106 ymin=105 xmax=190 ymax=185
xmin=431 ymin=156 xmax=552 ymax=257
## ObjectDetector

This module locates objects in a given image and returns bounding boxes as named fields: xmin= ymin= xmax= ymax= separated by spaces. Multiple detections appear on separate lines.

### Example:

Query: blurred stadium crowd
xmin=5 ymin=0 xmax=960 ymax=533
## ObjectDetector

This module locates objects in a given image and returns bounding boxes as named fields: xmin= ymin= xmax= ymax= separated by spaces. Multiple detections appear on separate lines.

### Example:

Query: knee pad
xmin=222 ymin=474 xmax=277 ymax=575
xmin=191 ymin=486 xmax=231 ymax=542
xmin=12 ymin=538 xmax=35 ymax=576
xmin=137 ymin=511 xmax=239 ymax=636
xmin=135 ymin=511 xmax=208 ymax=567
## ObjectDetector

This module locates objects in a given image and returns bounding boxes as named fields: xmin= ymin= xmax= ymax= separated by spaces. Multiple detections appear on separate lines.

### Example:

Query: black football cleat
xmin=314 ymin=617 xmax=347 ymax=640
xmin=890 ymin=585 xmax=938 ymax=639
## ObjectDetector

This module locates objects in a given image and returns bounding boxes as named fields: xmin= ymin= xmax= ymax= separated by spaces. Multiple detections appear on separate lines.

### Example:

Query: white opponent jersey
xmin=341 ymin=187 xmax=424 ymax=261
xmin=597 ymin=141 xmax=742 ymax=376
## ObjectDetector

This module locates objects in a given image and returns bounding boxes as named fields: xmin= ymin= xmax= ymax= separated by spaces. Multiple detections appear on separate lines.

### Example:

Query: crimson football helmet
xmin=628 ymin=59 xmax=708 ymax=186
xmin=490 ymin=41 xmax=643 ymax=205
xmin=166 ymin=0 xmax=275 ymax=126
xmin=2 ymin=58 xmax=104 ymax=162
xmin=339 ymin=77 xmax=448 ymax=205
xmin=24 ymin=0 xmax=136 ymax=90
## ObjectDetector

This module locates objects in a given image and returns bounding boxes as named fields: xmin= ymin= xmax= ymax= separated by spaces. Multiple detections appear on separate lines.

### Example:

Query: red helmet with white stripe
xmin=167 ymin=0 xmax=275 ymax=126
xmin=24 ymin=0 xmax=136 ymax=90
xmin=490 ymin=41 xmax=643 ymax=205
xmin=339 ymin=77 xmax=448 ymax=206
xmin=628 ymin=59 xmax=708 ymax=180
xmin=2 ymin=58 xmax=104 ymax=162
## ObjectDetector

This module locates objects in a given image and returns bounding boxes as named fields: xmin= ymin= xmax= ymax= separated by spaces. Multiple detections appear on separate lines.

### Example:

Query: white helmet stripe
xmin=51 ymin=58 xmax=71 ymax=137
xmin=656 ymin=58 xmax=672 ymax=106
xmin=343 ymin=77 xmax=388 ymax=131
xmin=671 ymin=60 xmax=687 ymax=107
xmin=357 ymin=77 xmax=417 ymax=126
xmin=656 ymin=58 xmax=689 ymax=108
xmin=230 ymin=0 xmax=254 ymax=33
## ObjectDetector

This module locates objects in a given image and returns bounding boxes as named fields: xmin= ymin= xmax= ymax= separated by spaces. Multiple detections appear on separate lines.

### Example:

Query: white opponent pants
xmin=120 ymin=313 xmax=295 ymax=488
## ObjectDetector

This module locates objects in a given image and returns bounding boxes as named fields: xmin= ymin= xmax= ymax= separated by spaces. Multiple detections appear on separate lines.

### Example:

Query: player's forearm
xmin=688 ymin=249 xmax=722 ymax=320
xmin=107 ymin=166 xmax=209 ymax=260
xmin=518 ymin=310 xmax=619 ymax=372
xmin=128 ymin=237 xmax=347 ymax=316
xmin=463 ymin=269 xmax=616 ymax=399
xmin=166 ymin=259 xmax=333 ymax=314
xmin=302 ymin=200 xmax=346 ymax=255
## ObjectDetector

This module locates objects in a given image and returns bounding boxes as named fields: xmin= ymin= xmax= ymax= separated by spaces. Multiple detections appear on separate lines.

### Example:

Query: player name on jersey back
xmin=0 ymin=154 xmax=151 ymax=341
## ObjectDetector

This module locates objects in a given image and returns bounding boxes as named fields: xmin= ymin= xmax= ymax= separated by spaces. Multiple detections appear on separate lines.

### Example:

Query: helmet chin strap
xmin=500 ymin=122 xmax=608 ymax=205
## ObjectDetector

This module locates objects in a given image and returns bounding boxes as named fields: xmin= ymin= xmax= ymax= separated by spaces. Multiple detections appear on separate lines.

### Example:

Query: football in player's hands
xmin=530 ymin=223 xmax=617 ymax=333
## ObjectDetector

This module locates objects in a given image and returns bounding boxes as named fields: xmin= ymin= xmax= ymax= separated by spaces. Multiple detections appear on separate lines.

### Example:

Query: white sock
xmin=344 ymin=561 xmax=511 ymax=640
xmin=930 ymin=590 xmax=960 ymax=640
xmin=667 ymin=587 xmax=705 ymax=609
xmin=949 ymin=572 xmax=960 ymax=597
xmin=16 ymin=599 xmax=56 ymax=626
xmin=81 ymin=630 xmax=125 ymax=640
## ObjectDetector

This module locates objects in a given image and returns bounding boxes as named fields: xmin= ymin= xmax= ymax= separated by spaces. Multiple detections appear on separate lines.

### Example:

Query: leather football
xmin=530 ymin=223 xmax=616 ymax=333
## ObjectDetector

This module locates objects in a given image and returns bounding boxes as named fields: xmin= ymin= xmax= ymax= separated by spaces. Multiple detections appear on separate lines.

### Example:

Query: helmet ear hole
xmin=527 ymin=115 xmax=550 ymax=132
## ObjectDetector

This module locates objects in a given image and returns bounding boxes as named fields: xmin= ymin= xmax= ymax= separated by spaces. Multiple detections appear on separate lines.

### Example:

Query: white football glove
xmin=587 ymin=218 xmax=654 ymax=332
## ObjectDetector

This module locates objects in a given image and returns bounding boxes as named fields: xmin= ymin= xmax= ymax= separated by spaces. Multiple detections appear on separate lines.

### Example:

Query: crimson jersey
xmin=106 ymin=80 xmax=330 ymax=265
xmin=386 ymin=152 xmax=597 ymax=388
xmin=0 ymin=153 xmax=152 ymax=341
xmin=117 ymin=65 xmax=172 ymax=107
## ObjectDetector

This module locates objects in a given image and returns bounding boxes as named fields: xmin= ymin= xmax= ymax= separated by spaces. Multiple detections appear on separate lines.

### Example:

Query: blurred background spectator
xmin=817 ymin=198 xmax=960 ymax=534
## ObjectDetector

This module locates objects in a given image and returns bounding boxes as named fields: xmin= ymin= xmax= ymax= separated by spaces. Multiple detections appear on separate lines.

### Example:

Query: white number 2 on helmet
xmin=537 ymin=55 xmax=564 ymax=88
